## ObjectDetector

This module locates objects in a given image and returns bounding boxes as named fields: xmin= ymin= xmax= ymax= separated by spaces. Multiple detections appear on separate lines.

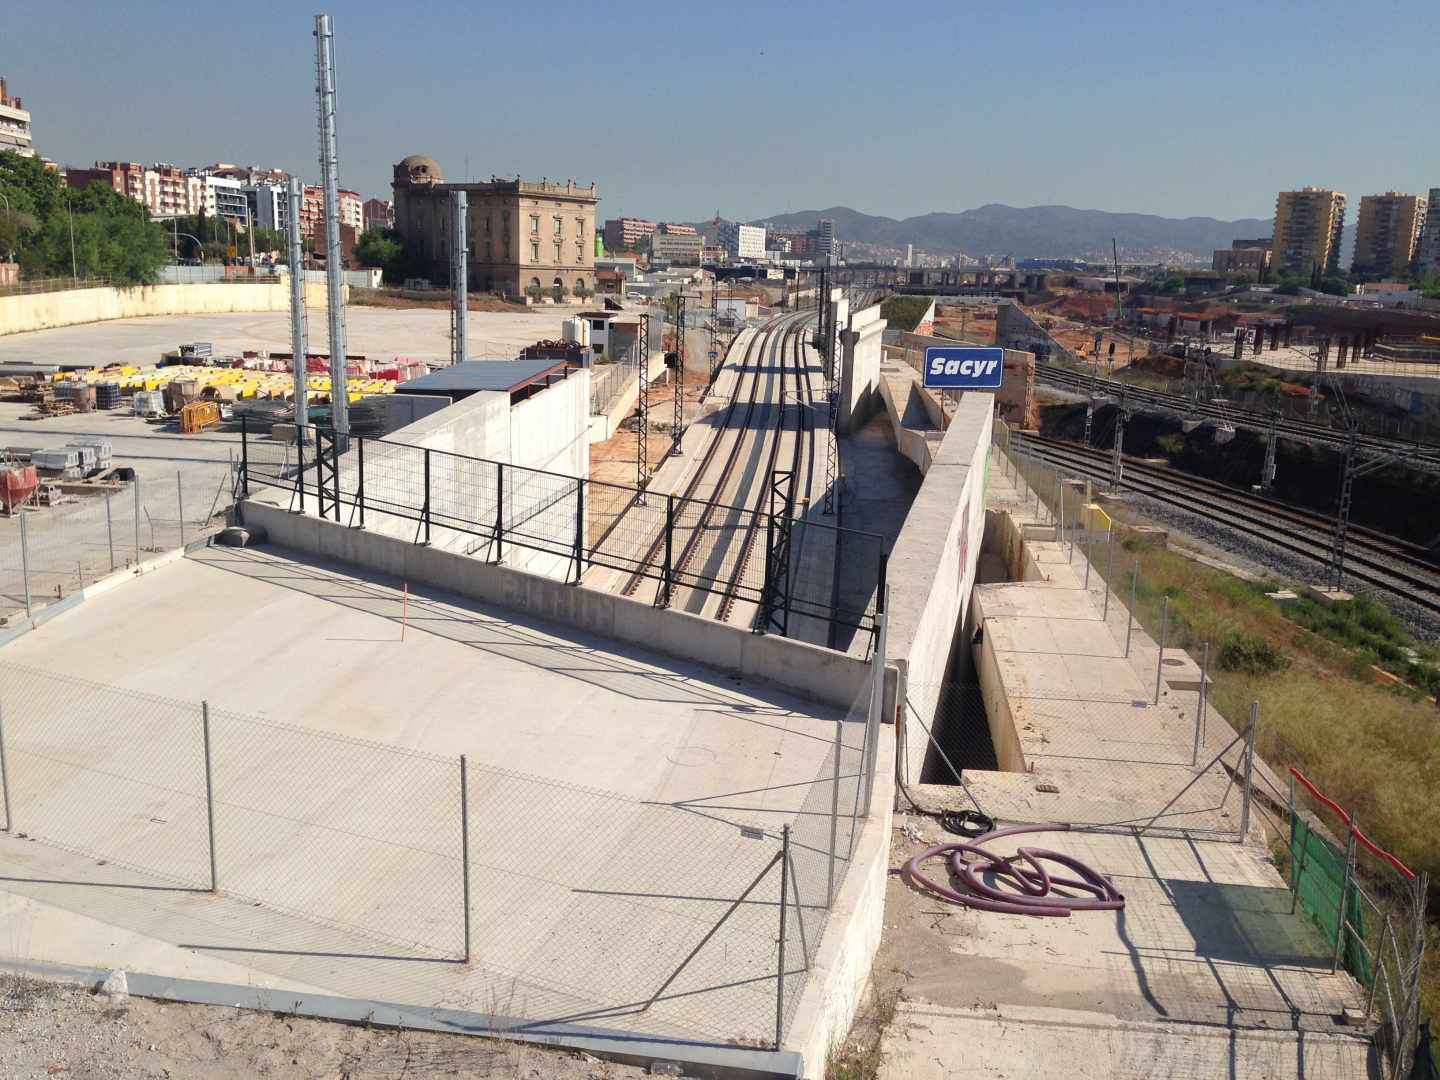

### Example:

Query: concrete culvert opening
xmin=921 ymin=681 xmax=999 ymax=782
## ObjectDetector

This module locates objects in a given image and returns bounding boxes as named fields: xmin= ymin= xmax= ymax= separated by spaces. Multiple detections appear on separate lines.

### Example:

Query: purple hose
xmin=903 ymin=822 xmax=1125 ymax=917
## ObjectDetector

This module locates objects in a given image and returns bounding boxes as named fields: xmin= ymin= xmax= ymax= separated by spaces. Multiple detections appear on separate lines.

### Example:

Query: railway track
xmin=1009 ymin=432 xmax=1440 ymax=617
xmin=618 ymin=310 xmax=812 ymax=614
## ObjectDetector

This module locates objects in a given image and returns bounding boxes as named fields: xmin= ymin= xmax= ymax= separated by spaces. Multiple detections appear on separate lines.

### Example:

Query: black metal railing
xmin=240 ymin=420 xmax=886 ymax=645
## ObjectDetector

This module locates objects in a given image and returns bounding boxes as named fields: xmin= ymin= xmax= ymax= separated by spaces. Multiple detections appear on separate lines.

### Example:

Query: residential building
xmin=65 ymin=161 xmax=203 ymax=219
xmin=718 ymin=221 xmax=766 ymax=261
xmin=252 ymin=181 xmax=291 ymax=233
xmin=788 ymin=232 xmax=818 ymax=259
xmin=339 ymin=189 xmax=363 ymax=233
xmin=658 ymin=222 xmax=697 ymax=236
xmin=392 ymin=154 xmax=598 ymax=298
xmin=767 ymin=234 xmax=792 ymax=255
xmin=65 ymin=161 xmax=146 ymax=202
xmin=649 ymin=230 xmax=703 ymax=266
xmin=603 ymin=217 xmax=655 ymax=249
xmin=0 ymin=77 xmax=33 ymax=158
xmin=1212 ymin=244 xmax=1271 ymax=276
xmin=1352 ymin=192 xmax=1427 ymax=278
xmin=1272 ymin=187 xmax=1347 ymax=275
xmin=1419 ymin=188 xmax=1440 ymax=272
xmin=363 ymin=198 xmax=394 ymax=231
xmin=817 ymin=218 xmax=836 ymax=259
xmin=199 ymin=173 xmax=250 ymax=222
xmin=301 ymin=185 xmax=324 ymax=238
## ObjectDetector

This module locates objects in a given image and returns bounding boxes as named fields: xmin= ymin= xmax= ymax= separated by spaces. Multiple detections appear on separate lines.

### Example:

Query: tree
xmin=355 ymin=227 xmax=401 ymax=269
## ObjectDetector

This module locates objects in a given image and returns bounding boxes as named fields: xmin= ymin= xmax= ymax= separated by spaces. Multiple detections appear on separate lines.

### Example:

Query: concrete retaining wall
xmin=885 ymin=394 xmax=993 ymax=781
xmin=240 ymin=497 xmax=872 ymax=711
xmin=838 ymin=304 xmax=886 ymax=433
xmin=0 ymin=282 xmax=337 ymax=336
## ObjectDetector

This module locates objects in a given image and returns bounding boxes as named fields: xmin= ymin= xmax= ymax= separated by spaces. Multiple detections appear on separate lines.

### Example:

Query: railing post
xmin=0 ymin=701 xmax=12 ymax=832
xmin=177 ymin=471 xmax=186 ymax=548
xmin=1103 ymin=525 xmax=1115 ymax=620
xmin=494 ymin=462 xmax=505 ymax=563
xmin=775 ymin=824 xmax=791 ymax=1052
xmin=1240 ymin=700 xmax=1258 ymax=843
xmin=201 ymin=702 xmax=218 ymax=893
xmin=864 ymin=600 xmax=889 ymax=819
xmin=421 ymin=448 xmax=432 ymax=545
xmin=826 ymin=718 xmax=841 ymax=909
xmin=314 ymin=433 xmax=326 ymax=518
xmin=1125 ymin=559 xmax=1137 ymax=657
xmin=355 ymin=436 xmax=366 ymax=528
xmin=460 ymin=753 xmax=471 ymax=963
xmin=663 ymin=494 xmax=675 ymax=606
xmin=105 ymin=491 xmax=115 ymax=571
xmin=1154 ymin=595 xmax=1169 ymax=703
xmin=295 ymin=428 xmax=307 ymax=514
xmin=133 ymin=475 xmax=142 ymax=563
xmin=572 ymin=478 xmax=585 ymax=583
xmin=1192 ymin=641 xmax=1210 ymax=766
xmin=1332 ymin=815 xmax=1356 ymax=974
xmin=18 ymin=514 xmax=31 ymax=619
xmin=239 ymin=415 xmax=250 ymax=497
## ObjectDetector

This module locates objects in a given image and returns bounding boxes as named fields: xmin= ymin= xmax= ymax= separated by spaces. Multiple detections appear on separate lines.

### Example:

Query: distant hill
xmin=710 ymin=204 xmax=1271 ymax=261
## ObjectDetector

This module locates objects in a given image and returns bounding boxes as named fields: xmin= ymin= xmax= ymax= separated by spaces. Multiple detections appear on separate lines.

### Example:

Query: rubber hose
xmin=903 ymin=822 xmax=1126 ymax=917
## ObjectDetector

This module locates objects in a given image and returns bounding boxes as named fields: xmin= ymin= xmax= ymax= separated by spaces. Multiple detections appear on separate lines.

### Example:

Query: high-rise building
xmin=338 ymin=189 xmax=363 ymax=232
xmin=1351 ymin=192 xmax=1427 ymax=278
xmin=251 ymin=181 xmax=291 ymax=233
xmin=1418 ymin=188 xmax=1440 ymax=273
xmin=603 ymin=217 xmax=655 ymax=249
xmin=817 ymin=218 xmax=836 ymax=260
xmin=0 ymin=77 xmax=33 ymax=158
xmin=718 ymin=221 xmax=766 ymax=261
xmin=1272 ymin=187 xmax=1347 ymax=275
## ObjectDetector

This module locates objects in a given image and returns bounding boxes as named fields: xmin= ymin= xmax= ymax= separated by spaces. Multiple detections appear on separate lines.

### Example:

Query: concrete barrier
xmin=0 ymin=281 xmax=337 ymax=336
xmin=240 ymin=497 xmax=871 ymax=710
xmin=884 ymin=393 xmax=993 ymax=781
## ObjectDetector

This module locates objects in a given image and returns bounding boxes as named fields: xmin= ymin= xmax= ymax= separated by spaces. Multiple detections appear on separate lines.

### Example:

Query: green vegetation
xmin=1154 ymin=433 xmax=1185 ymax=458
xmin=0 ymin=150 xmax=169 ymax=284
xmin=879 ymin=294 xmax=931 ymax=333
xmin=354 ymin=226 xmax=411 ymax=283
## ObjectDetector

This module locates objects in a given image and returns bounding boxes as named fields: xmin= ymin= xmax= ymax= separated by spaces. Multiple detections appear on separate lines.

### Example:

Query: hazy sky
xmin=8 ymin=0 xmax=1439 ymax=224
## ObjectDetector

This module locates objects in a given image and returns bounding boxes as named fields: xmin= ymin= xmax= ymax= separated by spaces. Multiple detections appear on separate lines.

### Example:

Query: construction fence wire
xmin=241 ymin=422 xmax=885 ymax=641
xmin=0 ymin=461 xmax=236 ymax=619
xmin=0 ymin=658 xmax=886 ymax=1049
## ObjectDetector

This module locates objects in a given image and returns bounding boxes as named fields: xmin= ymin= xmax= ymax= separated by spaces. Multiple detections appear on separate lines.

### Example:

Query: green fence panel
xmin=1290 ymin=813 xmax=1370 ymax=985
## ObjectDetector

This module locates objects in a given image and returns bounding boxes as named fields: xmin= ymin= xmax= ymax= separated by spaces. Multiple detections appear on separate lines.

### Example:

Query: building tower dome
xmin=394 ymin=155 xmax=444 ymax=185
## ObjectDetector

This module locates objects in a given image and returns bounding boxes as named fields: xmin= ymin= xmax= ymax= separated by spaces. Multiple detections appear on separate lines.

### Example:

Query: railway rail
xmin=1009 ymin=432 xmax=1440 ymax=617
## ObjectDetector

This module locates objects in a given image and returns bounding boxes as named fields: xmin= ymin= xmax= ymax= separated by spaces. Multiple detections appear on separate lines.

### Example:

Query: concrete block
xmin=1122 ymin=524 xmax=1168 ymax=548
xmin=1265 ymin=589 xmax=1299 ymax=607
xmin=1305 ymin=584 xmax=1354 ymax=606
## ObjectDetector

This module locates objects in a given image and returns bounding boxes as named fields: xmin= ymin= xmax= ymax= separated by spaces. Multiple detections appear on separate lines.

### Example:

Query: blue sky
xmin=8 ymin=0 xmax=1439 ymax=224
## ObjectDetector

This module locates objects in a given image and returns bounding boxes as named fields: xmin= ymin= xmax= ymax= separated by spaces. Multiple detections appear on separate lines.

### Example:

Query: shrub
xmin=1216 ymin=630 xmax=1290 ymax=675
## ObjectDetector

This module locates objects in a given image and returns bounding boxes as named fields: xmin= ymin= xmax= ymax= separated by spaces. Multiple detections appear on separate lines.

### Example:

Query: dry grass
xmin=825 ymin=982 xmax=901 ymax=1080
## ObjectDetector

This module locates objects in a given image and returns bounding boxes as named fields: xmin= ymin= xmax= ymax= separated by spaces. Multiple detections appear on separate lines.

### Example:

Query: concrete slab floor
xmin=0 ymin=544 xmax=865 ymax=1047
xmin=866 ymin=811 xmax=1373 ymax=1079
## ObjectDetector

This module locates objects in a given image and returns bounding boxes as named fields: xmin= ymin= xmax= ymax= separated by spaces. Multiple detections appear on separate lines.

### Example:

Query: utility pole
xmin=636 ymin=310 xmax=651 ymax=498
xmin=1259 ymin=401 xmax=1279 ymax=492
xmin=1109 ymin=393 xmax=1127 ymax=494
xmin=314 ymin=13 xmax=349 ymax=439
xmin=449 ymin=190 xmax=468 ymax=366
xmin=286 ymin=178 xmax=309 ymax=436
xmin=671 ymin=293 xmax=686 ymax=453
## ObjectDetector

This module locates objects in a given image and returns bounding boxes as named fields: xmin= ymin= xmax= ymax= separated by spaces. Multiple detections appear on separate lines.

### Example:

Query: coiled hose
xmin=903 ymin=822 xmax=1126 ymax=917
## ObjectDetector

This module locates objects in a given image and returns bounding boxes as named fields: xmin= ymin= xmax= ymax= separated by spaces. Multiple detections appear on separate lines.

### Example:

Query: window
xmin=485 ymin=240 xmax=492 ymax=260
xmin=575 ymin=217 xmax=584 ymax=242
xmin=531 ymin=241 xmax=539 ymax=262
xmin=576 ymin=240 xmax=584 ymax=263
xmin=530 ymin=214 xmax=539 ymax=235
xmin=553 ymin=216 xmax=563 ymax=237
xmin=590 ymin=319 xmax=605 ymax=332
xmin=554 ymin=242 xmax=562 ymax=263
xmin=484 ymin=216 xmax=491 ymax=234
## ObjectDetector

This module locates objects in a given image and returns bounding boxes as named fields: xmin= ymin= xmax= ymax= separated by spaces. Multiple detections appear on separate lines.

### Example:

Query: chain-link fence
xmin=242 ymin=423 xmax=886 ymax=644
xmin=0 ymin=646 xmax=887 ymax=1048
xmin=0 ymin=464 xmax=236 ymax=620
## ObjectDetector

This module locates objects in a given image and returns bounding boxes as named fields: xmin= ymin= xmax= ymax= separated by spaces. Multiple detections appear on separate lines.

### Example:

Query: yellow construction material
xmin=53 ymin=362 xmax=399 ymax=405
xmin=180 ymin=400 xmax=222 ymax=433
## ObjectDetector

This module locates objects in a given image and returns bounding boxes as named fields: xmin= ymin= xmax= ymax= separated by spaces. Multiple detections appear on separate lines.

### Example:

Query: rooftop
xmin=391 ymin=358 xmax=572 ymax=397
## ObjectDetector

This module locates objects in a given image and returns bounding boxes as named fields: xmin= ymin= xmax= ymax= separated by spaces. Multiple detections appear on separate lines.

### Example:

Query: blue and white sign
xmin=922 ymin=346 xmax=1005 ymax=390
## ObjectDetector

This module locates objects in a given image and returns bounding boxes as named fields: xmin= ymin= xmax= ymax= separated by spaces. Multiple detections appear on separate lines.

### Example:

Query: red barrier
xmin=1290 ymin=767 xmax=1415 ymax=879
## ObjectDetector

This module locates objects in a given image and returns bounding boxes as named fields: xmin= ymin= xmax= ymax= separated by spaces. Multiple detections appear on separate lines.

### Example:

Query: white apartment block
xmin=719 ymin=221 xmax=766 ymax=261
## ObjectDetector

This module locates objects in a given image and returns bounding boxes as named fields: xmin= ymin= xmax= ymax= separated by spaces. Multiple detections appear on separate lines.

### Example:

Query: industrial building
xmin=1272 ymin=187 xmax=1347 ymax=275
xmin=392 ymin=155 xmax=598 ymax=299
xmin=649 ymin=230 xmax=703 ymax=266
xmin=719 ymin=220 xmax=767 ymax=261
xmin=1212 ymin=238 xmax=1272 ymax=276
xmin=1352 ymin=192 xmax=1427 ymax=278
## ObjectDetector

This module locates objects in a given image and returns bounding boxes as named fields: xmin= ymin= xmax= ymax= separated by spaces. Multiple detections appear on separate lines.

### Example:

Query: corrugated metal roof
xmin=397 ymin=358 xmax=567 ymax=395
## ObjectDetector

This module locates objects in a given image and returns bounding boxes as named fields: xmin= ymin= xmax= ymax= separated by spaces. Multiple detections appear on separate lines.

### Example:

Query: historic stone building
xmin=392 ymin=155 xmax=598 ymax=299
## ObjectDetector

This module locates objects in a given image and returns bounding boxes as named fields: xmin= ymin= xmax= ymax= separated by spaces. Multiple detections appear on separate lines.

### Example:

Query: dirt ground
xmin=0 ymin=973 xmax=651 ymax=1080
xmin=350 ymin=290 xmax=531 ymax=314
xmin=932 ymin=305 xmax=996 ymax=346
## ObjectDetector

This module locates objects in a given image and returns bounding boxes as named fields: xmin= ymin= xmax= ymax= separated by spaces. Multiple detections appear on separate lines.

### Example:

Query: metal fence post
xmin=1125 ymin=560 xmax=1137 ymax=657
xmin=18 ymin=513 xmax=31 ymax=618
xmin=460 ymin=753 xmax=472 ymax=963
xmin=133 ymin=475 xmax=142 ymax=563
xmin=1058 ymin=480 xmax=1066 ymax=552
xmin=494 ymin=462 xmax=505 ymax=562
xmin=355 ymin=435 xmax=366 ymax=528
xmin=422 ymin=448 xmax=432 ymax=545
xmin=1288 ymin=770 xmax=1301 ymax=914
xmin=239 ymin=415 xmax=250 ymax=497
xmin=177 ymin=471 xmax=186 ymax=548
xmin=295 ymin=428 xmax=307 ymax=513
xmin=1192 ymin=641 xmax=1210 ymax=766
xmin=105 ymin=491 xmax=115 ymax=571
xmin=0 ymin=702 xmax=12 ymax=832
xmin=775 ymin=824 xmax=791 ymax=1052
xmin=1154 ymin=596 xmax=1169 ymax=703
xmin=826 ymin=719 xmax=841 ymax=909
xmin=1332 ymin=817 xmax=1356 ymax=974
xmin=863 ymin=597 xmax=889 ymax=818
xmin=1240 ymin=700 xmax=1258 ymax=844
xmin=663 ymin=494 xmax=675 ymax=606
xmin=1103 ymin=526 xmax=1115 ymax=620
xmin=572 ymin=478 xmax=585 ymax=583
xmin=201 ymin=702 xmax=218 ymax=893
xmin=1084 ymin=520 xmax=1092 ymax=589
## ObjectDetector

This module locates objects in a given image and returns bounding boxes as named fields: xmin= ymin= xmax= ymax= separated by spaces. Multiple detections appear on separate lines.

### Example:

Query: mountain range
xmin=712 ymin=204 xmax=1272 ymax=260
